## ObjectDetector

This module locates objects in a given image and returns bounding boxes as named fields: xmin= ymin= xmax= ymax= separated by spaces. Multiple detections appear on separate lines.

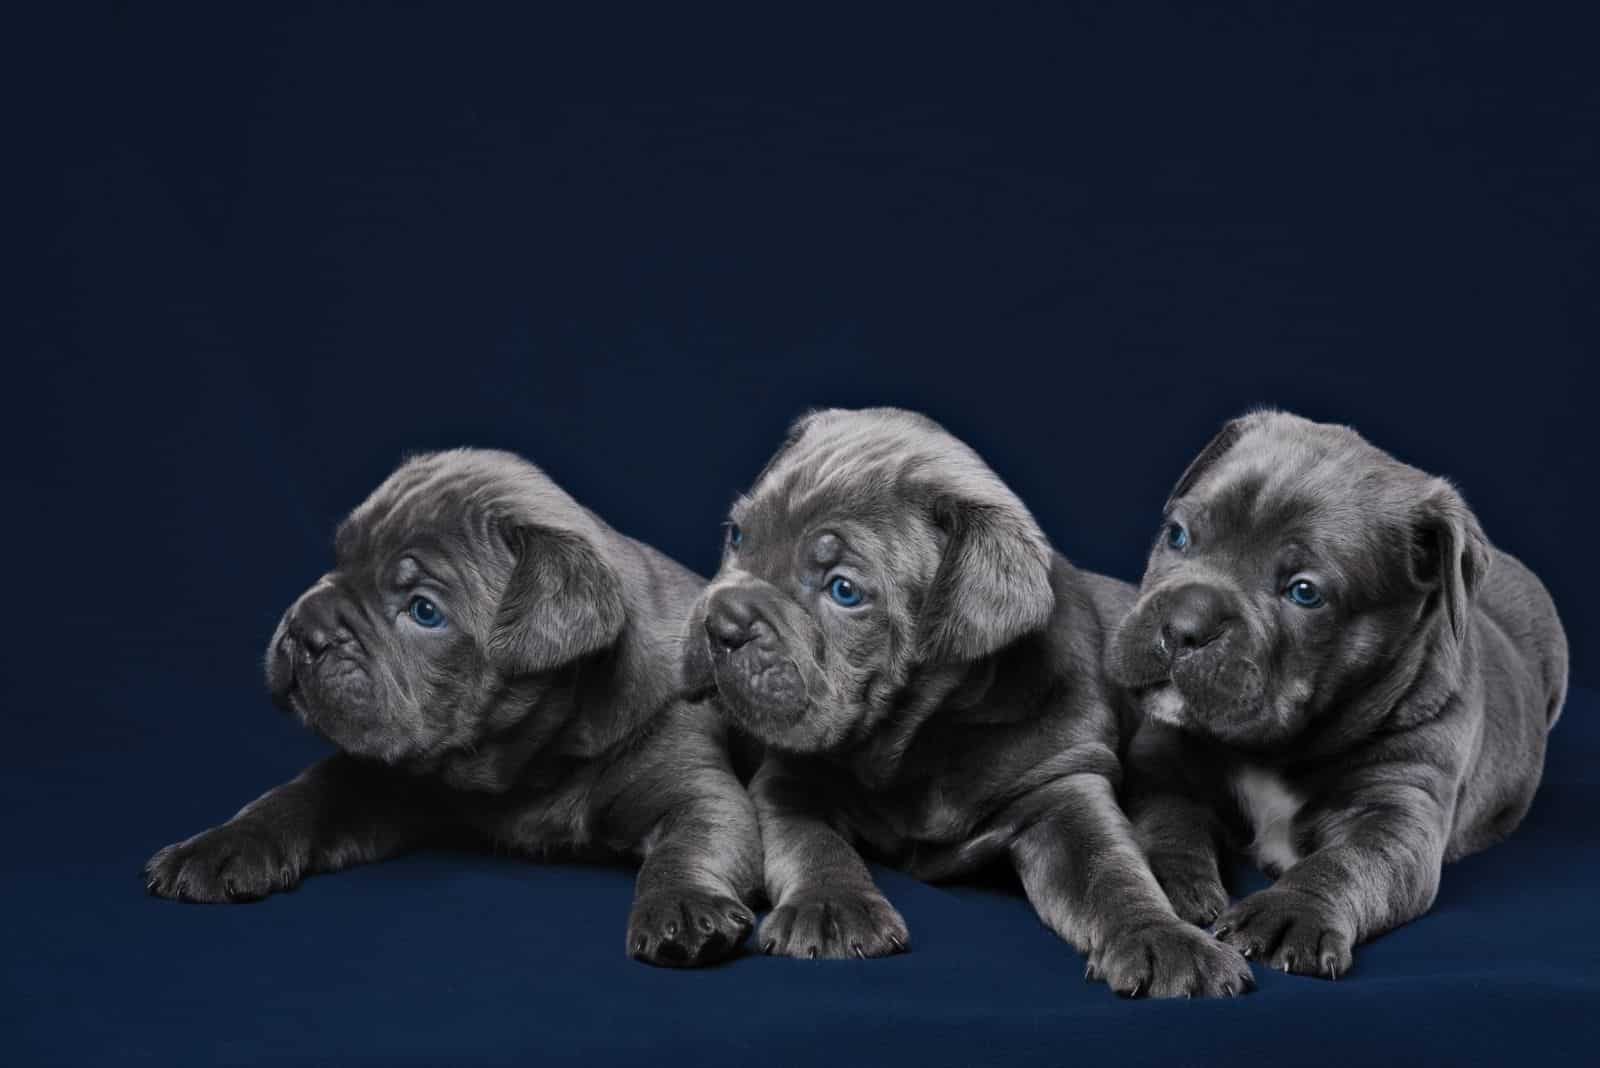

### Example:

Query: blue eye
xmin=1166 ymin=522 xmax=1190 ymax=551
xmin=1284 ymin=579 xmax=1325 ymax=608
xmin=827 ymin=576 xmax=863 ymax=607
xmin=408 ymin=596 xmax=446 ymax=628
xmin=728 ymin=523 xmax=742 ymax=550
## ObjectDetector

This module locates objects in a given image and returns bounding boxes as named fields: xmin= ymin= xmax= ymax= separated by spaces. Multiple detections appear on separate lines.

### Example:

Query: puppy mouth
xmin=1120 ymin=619 xmax=1273 ymax=739
xmin=703 ymin=636 xmax=813 ymax=741
xmin=268 ymin=633 xmax=379 ymax=732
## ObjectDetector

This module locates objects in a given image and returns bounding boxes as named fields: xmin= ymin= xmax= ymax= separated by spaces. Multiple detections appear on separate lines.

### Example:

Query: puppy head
xmin=684 ymin=408 xmax=1054 ymax=752
xmin=1108 ymin=410 xmax=1489 ymax=748
xmin=265 ymin=449 xmax=625 ymax=768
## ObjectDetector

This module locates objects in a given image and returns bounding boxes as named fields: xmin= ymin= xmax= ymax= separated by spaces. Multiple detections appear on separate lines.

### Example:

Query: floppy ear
xmin=918 ymin=496 xmax=1055 ymax=664
xmin=1165 ymin=414 xmax=1256 ymax=509
xmin=1410 ymin=479 xmax=1492 ymax=649
xmin=487 ymin=523 xmax=627 ymax=676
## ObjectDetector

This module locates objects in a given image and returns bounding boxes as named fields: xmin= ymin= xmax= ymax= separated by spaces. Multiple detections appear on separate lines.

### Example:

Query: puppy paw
xmin=1214 ymin=886 xmax=1354 ymax=979
xmin=1090 ymin=921 xmax=1255 ymax=998
xmin=1149 ymin=854 xmax=1229 ymax=927
xmin=144 ymin=823 xmax=302 ymax=903
xmin=760 ymin=887 xmax=909 ymax=960
xmin=627 ymin=888 xmax=754 ymax=968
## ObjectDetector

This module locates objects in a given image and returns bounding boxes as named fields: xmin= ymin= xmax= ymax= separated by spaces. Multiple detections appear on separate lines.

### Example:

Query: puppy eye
xmin=1166 ymin=522 xmax=1190 ymax=551
xmin=727 ymin=523 xmax=742 ymax=550
xmin=1284 ymin=579 xmax=1325 ymax=609
xmin=408 ymin=595 xmax=447 ymax=628
xmin=827 ymin=576 xmax=864 ymax=608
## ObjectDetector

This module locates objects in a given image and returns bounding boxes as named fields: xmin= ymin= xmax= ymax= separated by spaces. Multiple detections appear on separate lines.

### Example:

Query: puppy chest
xmin=458 ymin=788 xmax=595 ymax=853
xmin=853 ymin=778 xmax=986 ymax=856
xmin=1230 ymin=766 xmax=1303 ymax=874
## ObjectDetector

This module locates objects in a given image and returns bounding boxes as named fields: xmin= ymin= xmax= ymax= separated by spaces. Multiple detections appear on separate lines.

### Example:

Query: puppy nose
xmin=705 ymin=589 xmax=758 ymax=651
xmin=1160 ymin=584 xmax=1237 ymax=657
xmin=287 ymin=589 xmax=342 ymax=659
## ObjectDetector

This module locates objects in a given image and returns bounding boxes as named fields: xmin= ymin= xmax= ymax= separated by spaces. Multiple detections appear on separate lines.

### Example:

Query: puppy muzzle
xmin=690 ymin=582 xmax=813 ymax=745
xmin=265 ymin=584 xmax=378 ymax=739
xmin=1116 ymin=583 xmax=1268 ymax=738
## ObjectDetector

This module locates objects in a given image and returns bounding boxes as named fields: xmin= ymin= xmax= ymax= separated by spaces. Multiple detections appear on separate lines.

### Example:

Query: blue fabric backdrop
xmin=12 ymin=3 xmax=1597 ymax=1064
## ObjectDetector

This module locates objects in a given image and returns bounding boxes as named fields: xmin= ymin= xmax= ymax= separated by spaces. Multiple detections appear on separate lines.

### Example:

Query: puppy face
xmin=684 ymin=408 xmax=1054 ymax=752
xmin=265 ymin=449 xmax=625 ymax=769
xmin=1108 ymin=411 xmax=1489 ymax=748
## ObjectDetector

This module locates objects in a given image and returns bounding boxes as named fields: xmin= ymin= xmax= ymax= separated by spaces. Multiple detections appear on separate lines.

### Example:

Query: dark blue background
xmin=11 ymin=4 xmax=1597 ymax=1064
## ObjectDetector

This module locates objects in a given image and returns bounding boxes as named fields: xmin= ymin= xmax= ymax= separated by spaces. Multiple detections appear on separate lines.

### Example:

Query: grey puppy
xmin=145 ymin=449 xmax=762 ymax=967
xmin=1109 ymin=410 xmax=1568 ymax=978
xmin=682 ymin=408 xmax=1253 ymax=998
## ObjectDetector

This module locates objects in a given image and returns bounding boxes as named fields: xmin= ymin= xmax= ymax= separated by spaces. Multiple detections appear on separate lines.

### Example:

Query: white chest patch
xmin=1145 ymin=686 xmax=1187 ymax=727
xmin=1232 ymin=766 xmax=1303 ymax=873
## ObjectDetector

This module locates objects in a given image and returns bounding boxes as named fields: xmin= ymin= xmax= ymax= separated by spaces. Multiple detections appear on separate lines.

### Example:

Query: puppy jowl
xmin=146 ymin=448 xmax=761 ymax=968
xmin=1112 ymin=409 xmax=1568 ymax=978
xmin=683 ymin=407 xmax=1253 ymax=996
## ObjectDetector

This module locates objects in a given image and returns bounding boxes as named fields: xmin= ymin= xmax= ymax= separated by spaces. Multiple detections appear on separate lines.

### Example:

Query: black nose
xmin=705 ymin=588 xmax=758 ymax=651
xmin=1160 ymin=583 xmax=1237 ymax=657
xmin=287 ymin=587 xmax=342 ymax=659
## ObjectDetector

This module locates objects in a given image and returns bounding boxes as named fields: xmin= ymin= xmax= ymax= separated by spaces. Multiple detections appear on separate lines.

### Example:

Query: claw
xmin=634 ymin=936 xmax=648 ymax=953
xmin=699 ymin=916 xmax=715 ymax=933
xmin=1212 ymin=923 xmax=1232 ymax=938
xmin=762 ymin=940 xmax=775 ymax=955
xmin=852 ymin=943 xmax=866 ymax=959
xmin=664 ymin=921 xmax=678 ymax=938
xmin=887 ymin=934 xmax=906 ymax=952
xmin=807 ymin=946 xmax=818 ymax=960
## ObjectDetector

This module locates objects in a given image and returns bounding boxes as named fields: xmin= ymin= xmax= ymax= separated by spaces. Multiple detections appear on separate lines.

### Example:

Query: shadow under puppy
xmin=1110 ymin=410 xmax=1567 ymax=978
xmin=145 ymin=449 xmax=761 ymax=967
xmin=683 ymin=408 xmax=1252 ymax=997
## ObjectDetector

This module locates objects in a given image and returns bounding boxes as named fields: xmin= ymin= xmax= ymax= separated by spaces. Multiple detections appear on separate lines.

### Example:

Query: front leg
xmin=622 ymin=761 xmax=763 ymax=968
xmin=751 ymin=755 xmax=908 ymax=959
xmin=1215 ymin=779 xmax=1449 ymax=979
xmin=144 ymin=753 xmax=439 ymax=903
xmin=1123 ymin=722 xmax=1228 ymax=926
xmin=1130 ymin=790 xmax=1228 ymax=927
xmin=1013 ymin=772 xmax=1253 ymax=998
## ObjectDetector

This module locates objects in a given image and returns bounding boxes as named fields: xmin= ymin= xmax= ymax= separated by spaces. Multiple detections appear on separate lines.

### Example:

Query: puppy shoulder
xmin=1043 ymin=555 xmax=1134 ymax=658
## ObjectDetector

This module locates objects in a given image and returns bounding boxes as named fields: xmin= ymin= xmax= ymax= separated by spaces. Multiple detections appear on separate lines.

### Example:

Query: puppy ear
xmin=919 ymin=496 xmax=1055 ymax=664
xmin=1410 ymin=479 xmax=1492 ymax=647
xmin=1165 ymin=413 xmax=1262 ymax=509
xmin=488 ymin=523 xmax=626 ymax=676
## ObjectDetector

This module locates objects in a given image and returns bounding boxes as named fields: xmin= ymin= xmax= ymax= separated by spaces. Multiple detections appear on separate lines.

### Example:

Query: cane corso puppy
xmin=1110 ymin=410 xmax=1568 ymax=978
xmin=682 ymin=408 xmax=1253 ymax=998
xmin=145 ymin=449 xmax=762 ymax=967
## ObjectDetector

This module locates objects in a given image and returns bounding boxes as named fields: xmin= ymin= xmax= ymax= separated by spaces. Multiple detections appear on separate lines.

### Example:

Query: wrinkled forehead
xmin=330 ymin=453 xmax=555 ymax=581
xmin=732 ymin=480 xmax=928 ymax=573
xmin=1181 ymin=424 xmax=1409 ymax=577
xmin=730 ymin=457 xmax=945 ymax=581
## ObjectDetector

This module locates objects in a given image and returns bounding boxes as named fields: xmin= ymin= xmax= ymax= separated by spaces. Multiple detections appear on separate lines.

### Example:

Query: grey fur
xmin=144 ymin=449 xmax=762 ymax=968
xmin=683 ymin=408 xmax=1253 ymax=997
xmin=1109 ymin=410 xmax=1568 ymax=978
